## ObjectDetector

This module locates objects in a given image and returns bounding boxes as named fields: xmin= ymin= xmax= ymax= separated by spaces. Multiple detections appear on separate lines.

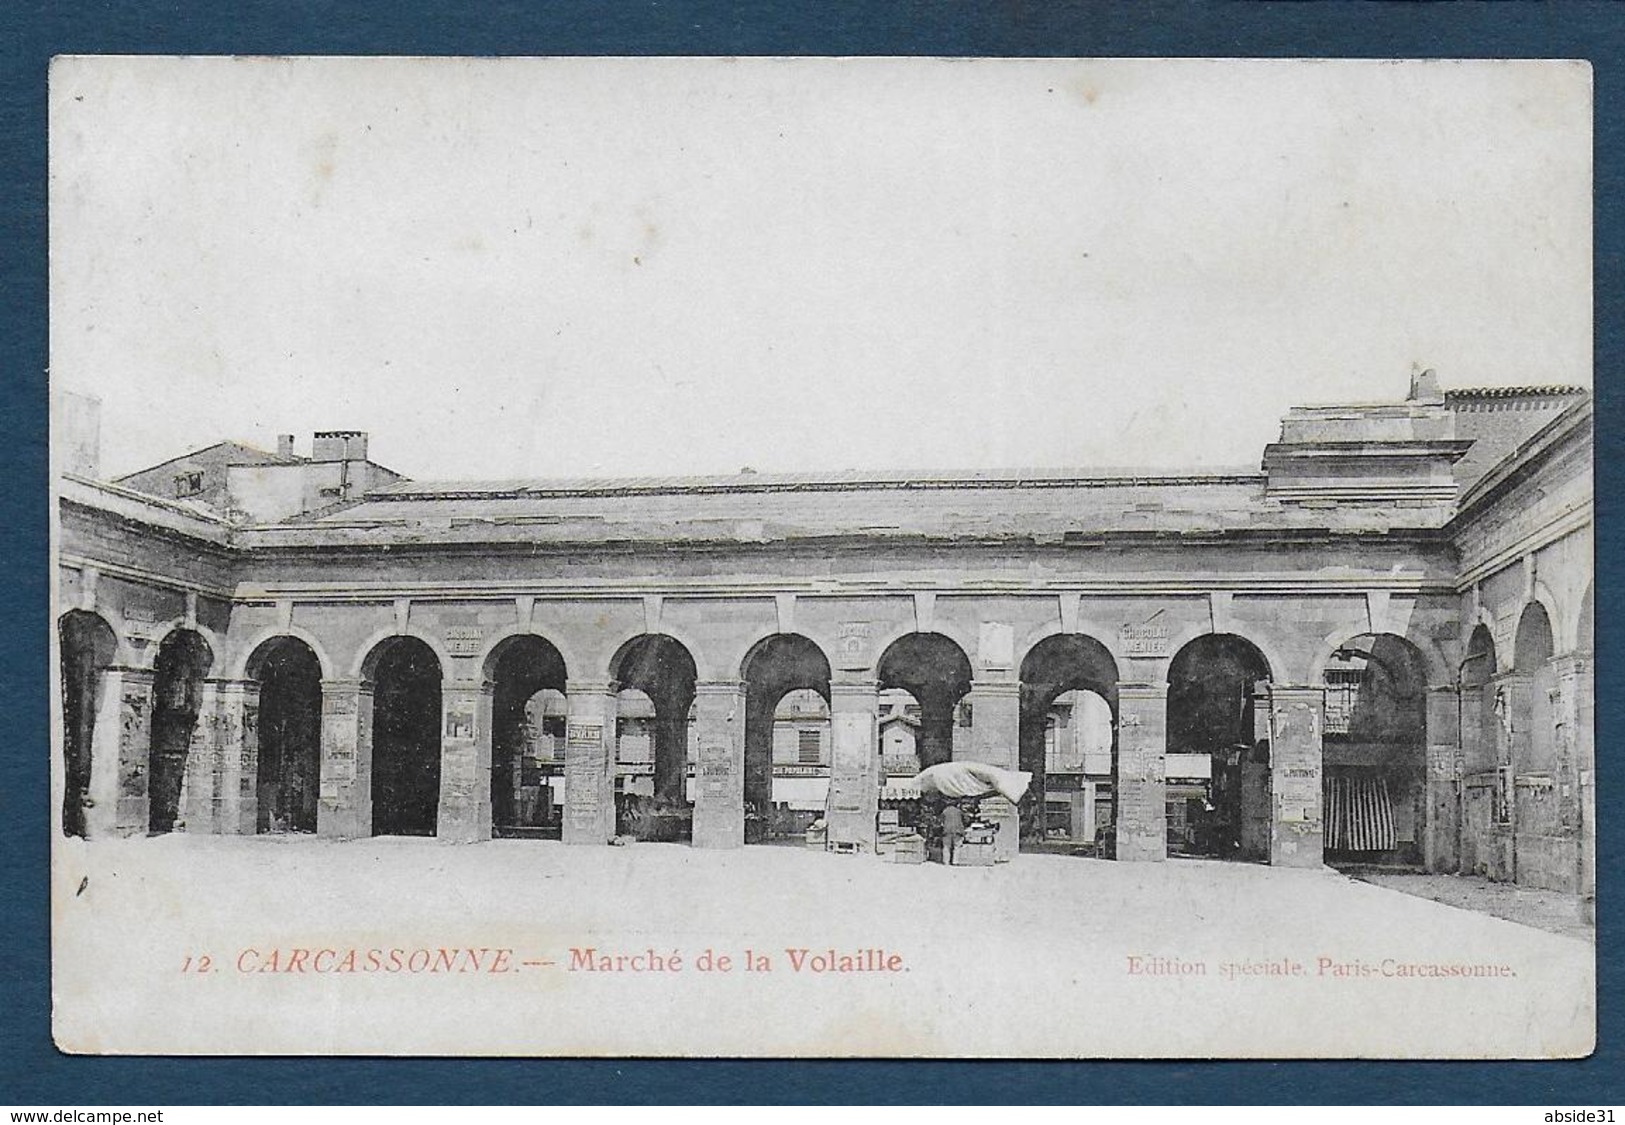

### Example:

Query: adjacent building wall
xmin=52 ymin=391 xmax=1594 ymax=894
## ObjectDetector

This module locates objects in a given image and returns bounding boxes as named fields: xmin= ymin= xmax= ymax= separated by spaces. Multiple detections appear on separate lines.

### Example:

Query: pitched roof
xmin=1442 ymin=386 xmax=1590 ymax=496
xmin=113 ymin=440 xmax=303 ymax=482
xmin=363 ymin=465 xmax=1262 ymax=500
xmin=258 ymin=470 xmax=1296 ymax=547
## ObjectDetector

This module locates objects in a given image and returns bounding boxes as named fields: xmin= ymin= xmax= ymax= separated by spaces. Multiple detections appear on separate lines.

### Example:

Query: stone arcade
xmin=54 ymin=377 xmax=1595 ymax=908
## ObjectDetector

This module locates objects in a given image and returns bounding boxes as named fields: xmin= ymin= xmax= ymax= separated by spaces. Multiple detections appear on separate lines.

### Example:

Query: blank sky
xmin=49 ymin=57 xmax=1592 ymax=481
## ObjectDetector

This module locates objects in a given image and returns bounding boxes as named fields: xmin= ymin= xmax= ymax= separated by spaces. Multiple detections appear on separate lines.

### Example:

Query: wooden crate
xmin=889 ymin=834 xmax=926 ymax=864
xmin=953 ymin=840 xmax=996 ymax=867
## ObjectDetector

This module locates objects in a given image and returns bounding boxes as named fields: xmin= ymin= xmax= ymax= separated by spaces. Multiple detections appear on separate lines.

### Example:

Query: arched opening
xmin=1459 ymin=624 xmax=1499 ymax=876
xmin=1515 ymin=602 xmax=1555 ymax=672
xmin=246 ymin=636 xmax=323 ymax=834
xmin=875 ymin=687 xmax=925 ymax=851
xmin=365 ymin=636 xmax=442 ymax=837
xmin=148 ymin=628 xmax=213 ymax=835
xmin=876 ymin=633 xmax=973 ymax=770
xmin=1019 ymin=634 xmax=1118 ymax=852
xmin=485 ymin=635 xmax=568 ymax=839
xmin=741 ymin=634 xmax=831 ymax=845
xmin=58 ymin=610 xmax=118 ymax=838
xmin=613 ymin=686 xmax=659 ymax=829
xmin=1509 ymin=601 xmax=1562 ymax=887
xmin=610 ymin=634 xmax=697 ymax=842
xmin=509 ymin=688 xmax=567 ymax=835
xmin=1166 ymin=634 xmax=1271 ymax=860
xmin=1321 ymin=633 xmax=1429 ymax=869
xmin=1514 ymin=602 xmax=1557 ymax=772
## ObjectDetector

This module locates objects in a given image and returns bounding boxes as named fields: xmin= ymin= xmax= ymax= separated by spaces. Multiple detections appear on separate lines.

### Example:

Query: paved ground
xmin=51 ymin=835 xmax=1595 ymax=1058
xmin=1352 ymin=872 xmax=1594 ymax=944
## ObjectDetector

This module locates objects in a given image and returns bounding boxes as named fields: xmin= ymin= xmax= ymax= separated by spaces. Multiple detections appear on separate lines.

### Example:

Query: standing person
xmin=941 ymin=801 xmax=965 ymax=865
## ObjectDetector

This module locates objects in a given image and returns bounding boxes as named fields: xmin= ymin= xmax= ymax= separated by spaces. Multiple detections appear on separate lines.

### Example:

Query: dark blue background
xmin=2 ymin=1 xmax=1620 ymax=1106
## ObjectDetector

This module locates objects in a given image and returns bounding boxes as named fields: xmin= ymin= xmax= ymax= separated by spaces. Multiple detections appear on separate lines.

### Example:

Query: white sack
xmin=912 ymin=761 xmax=1033 ymax=804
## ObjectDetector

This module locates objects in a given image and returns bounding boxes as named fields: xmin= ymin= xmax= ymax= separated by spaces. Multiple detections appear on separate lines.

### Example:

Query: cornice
xmin=233 ymin=571 xmax=1460 ymax=604
xmin=366 ymin=471 xmax=1267 ymax=503
xmin=231 ymin=522 xmax=1457 ymax=555
xmin=58 ymin=552 xmax=238 ymax=601
xmin=59 ymin=474 xmax=231 ymax=547
xmin=1452 ymin=500 xmax=1593 ymax=592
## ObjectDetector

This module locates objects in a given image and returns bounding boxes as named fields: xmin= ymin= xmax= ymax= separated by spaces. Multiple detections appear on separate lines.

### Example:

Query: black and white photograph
xmin=48 ymin=56 xmax=1595 ymax=1058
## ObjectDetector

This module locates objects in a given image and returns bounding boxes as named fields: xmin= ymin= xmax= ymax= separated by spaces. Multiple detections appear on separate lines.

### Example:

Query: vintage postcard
xmin=48 ymin=56 xmax=1595 ymax=1057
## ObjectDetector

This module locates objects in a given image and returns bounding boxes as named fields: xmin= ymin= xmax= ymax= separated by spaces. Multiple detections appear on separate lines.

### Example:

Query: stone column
xmin=86 ymin=666 xmax=154 ymax=838
xmin=1459 ymin=685 xmax=1491 ymax=773
xmin=1572 ymin=658 xmax=1595 ymax=921
xmin=211 ymin=679 xmax=261 ymax=836
xmin=964 ymin=679 xmax=1020 ymax=768
xmin=1549 ymin=656 xmax=1584 ymax=897
xmin=437 ymin=678 xmax=493 ymax=844
xmin=317 ymin=678 xmax=373 ymax=840
xmin=563 ymin=681 xmax=617 ymax=845
xmin=826 ymin=679 xmax=880 ymax=852
xmin=1424 ymin=686 xmax=1461 ymax=873
xmin=1455 ymin=682 xmax=1487 ymax=877
xmin=1492 ymin=673 xmax=1529 ymax=882
xmin=1265 ymin=685 xmax=1325 ymax=869
xmin=965 ymin=678 xmax=1021 ymax=860
xmin=1492 ymin=674 xmax=1525 ymax=766
xmin=1114 ymin=683 xmax=1167 ymax=862
xmin=175 ymin=680 xmax=221 ymax=834
xmin=691 ymin=680 xmax=747 ymax=849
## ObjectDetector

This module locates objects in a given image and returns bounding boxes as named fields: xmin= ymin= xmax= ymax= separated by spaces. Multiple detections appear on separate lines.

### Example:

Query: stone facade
xmin=53 ymin=384 xmax=1594 ymax=901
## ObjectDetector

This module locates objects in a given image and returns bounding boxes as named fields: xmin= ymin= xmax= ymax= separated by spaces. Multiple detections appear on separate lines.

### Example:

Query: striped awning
xmin=1324 ymin=773 xmax=1396 ymax=852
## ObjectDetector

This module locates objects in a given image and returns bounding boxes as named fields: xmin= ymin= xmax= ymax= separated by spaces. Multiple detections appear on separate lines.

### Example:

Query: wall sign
xmin=1120 ymin=622 xmax=1171 ymax=659
xmin=838 ymin=621 xmax=873 ymax=669
xmin=699 ymin=744 xmax=732 ymax=797
xmin=445 ymin=625 xmax=483 ymax=657
xmin=567 ymin=722 xmax=603 ymax=752
xmin=978 ymin=622 xmax=1014 ymax=671
xmin=444 ymin=706 xmax=476 ymax=742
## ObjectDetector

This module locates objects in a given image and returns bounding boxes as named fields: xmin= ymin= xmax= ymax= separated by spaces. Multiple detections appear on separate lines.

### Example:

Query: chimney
xmin=1407 ymin=367 xmax=1443 ymax=403
xmin=57 ymin=391 xmax=103 ymax=478
xmin=277 ymin=434 xmax=295 ymax=458
xmin=312 ymin=430 xmax=368 ymax=461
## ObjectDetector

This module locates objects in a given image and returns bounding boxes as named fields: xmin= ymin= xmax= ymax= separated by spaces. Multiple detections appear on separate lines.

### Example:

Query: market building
xmin=53 ymin=374 xmax=1594 ymax=907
